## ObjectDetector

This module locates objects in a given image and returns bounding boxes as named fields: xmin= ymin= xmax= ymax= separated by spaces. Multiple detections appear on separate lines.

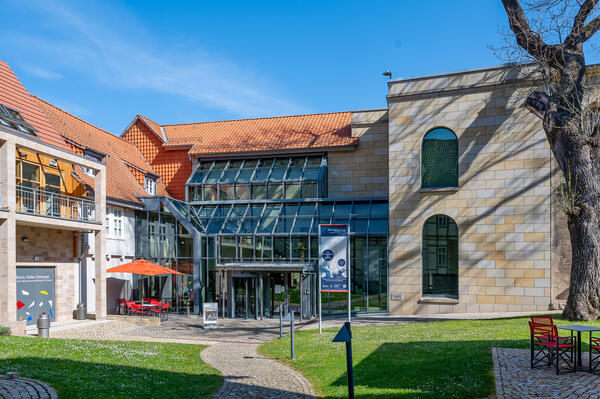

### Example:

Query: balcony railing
xmin=16 ymin=185 xmax=96 ymax=222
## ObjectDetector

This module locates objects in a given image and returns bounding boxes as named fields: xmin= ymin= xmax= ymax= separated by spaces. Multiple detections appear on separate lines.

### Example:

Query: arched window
xmin=421 ymin=128 xmax=458 ymax=188
xmin=422 ymin=214 xmax=458 ymax=298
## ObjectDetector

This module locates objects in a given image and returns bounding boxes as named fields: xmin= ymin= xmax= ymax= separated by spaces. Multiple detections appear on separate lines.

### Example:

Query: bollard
xmin=290 ymin=308 xmax=295 ymax=359
xmin=37 ymin=313 xmax=50 ymax=338
xmin=76 ymin=303 xmax=86 ymax=320
xmin=186 ymin=301 xmax=190 ymax=317
xmin=279 ymin=306 xmax=283 ymax=339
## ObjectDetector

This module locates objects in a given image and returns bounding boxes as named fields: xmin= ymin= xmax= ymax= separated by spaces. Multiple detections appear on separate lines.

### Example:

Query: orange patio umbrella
xmin=106 ymin=259 xmax=183 ymax=276
xmin=106 ymin=259 xmax=182 ymax=305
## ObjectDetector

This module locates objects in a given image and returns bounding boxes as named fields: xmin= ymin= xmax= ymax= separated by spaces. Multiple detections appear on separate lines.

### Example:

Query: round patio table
xmin=557 ymin=325 xmax=600 ymax=371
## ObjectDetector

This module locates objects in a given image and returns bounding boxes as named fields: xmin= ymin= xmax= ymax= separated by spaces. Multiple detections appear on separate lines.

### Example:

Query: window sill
xmin=419 ymin=187 xmax=459 ymax=194
xmin=418 ymin=297 xmax=459 ymax=305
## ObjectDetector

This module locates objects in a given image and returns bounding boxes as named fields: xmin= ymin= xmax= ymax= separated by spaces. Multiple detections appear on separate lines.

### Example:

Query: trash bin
xmin=76 ymin=303 xmax=87 ymax=320
xmin=37 ymin=313 xmax=50 ymax=338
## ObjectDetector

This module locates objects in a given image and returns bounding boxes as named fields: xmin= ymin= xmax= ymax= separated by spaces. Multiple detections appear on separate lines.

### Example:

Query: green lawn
xmin=259 ymin=316 xmax=600 ymax=399
xmin=0 ymin=336 xmax=222 ymax=399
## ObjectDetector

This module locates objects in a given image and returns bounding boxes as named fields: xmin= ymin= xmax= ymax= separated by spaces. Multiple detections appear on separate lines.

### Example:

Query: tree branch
xmin=584 ymin=14 xmax=600 ymax=41
xmin=566 ymin=0 xmax=598 ymax=46
xmin=502 ymin=0 xmax=565 ymax=67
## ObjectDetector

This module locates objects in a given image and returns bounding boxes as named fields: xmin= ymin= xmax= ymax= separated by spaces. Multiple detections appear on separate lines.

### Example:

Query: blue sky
xmin=0 ymin=1 xmax=576 ymax=134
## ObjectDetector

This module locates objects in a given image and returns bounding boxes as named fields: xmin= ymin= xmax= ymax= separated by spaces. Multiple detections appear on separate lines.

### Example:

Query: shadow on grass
xmin=0 ymin=357 xmax=222 ymax=399
xmin=328 ymin=339 xmax=529 ymax=399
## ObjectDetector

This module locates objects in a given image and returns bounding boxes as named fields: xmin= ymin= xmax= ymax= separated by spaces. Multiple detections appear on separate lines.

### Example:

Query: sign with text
xmin=319 ymin=224 xmax=349 ymax=292
xmin=202 ymin=302 xmax=218 ymax=329
xmin=16 ymin=267 xmax=55 ymax=325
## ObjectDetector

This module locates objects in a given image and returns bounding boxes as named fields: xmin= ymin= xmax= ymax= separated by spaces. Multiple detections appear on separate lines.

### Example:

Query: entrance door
xmin=16 ymin=267 xmax=55 ymax=325
xmin=233 ymin=277 xmax=255 ymax=318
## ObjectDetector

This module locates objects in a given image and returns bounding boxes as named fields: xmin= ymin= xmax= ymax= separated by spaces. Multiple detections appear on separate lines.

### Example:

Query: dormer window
xmin=82 ymin=149 xmax=104 ymax=177
xmin=144 ymin=175 xmax=157 ymax=195
xmin=0 ymin=105 xmax=37 ymax=136
xmin=83 ymin=149 xmax=104 ymax=163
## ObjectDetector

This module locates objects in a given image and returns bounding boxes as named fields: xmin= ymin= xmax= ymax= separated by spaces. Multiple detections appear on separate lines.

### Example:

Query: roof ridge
xmin=32 ymin=95 xmax=141 ymax=147
xmin=161 ymin=110 xmax=351 ymax=127
xmin=33 ymin=95 xmax=166 ymax=180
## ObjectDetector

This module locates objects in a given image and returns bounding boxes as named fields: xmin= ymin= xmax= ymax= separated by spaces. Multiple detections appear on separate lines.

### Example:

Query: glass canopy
xmin=189 ymin=199 xmax=388 ymax=236
xmin=187 ymin=155 xmax=327 ymax=202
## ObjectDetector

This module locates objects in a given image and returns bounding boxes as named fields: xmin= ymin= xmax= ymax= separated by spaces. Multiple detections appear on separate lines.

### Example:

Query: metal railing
xmin=16 ymin=185 xmax=96 ymax=222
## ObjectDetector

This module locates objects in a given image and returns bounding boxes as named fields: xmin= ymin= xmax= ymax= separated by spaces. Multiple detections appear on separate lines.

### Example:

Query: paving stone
xmin=0 ymin=375 xmax=57 ymax=399
xmin=201 ymin=342 xmax=315 ymax=398
xmin=493 ymin=347 xmax=600 ymax=398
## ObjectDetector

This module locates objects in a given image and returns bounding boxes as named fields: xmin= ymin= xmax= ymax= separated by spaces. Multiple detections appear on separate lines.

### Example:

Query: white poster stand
xmin=202 ymin=302 xmax=219 ymax=329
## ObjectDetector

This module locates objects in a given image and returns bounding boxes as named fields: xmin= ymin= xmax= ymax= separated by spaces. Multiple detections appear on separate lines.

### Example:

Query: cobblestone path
xmin=0 ymin=374 xmax=57 ymax=399
xmin=493 ymin=348 xmax=600 ymax=398
xmin=201 ymin=342 xmax=316 ymax=399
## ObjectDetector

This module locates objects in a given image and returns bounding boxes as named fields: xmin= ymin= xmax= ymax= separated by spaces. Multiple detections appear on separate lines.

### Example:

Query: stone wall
xmin=328 ymin=110 xmax=389 ymax=198
xmin=387 ymin=66 xmax=554 ymax=315
xmin=15 ymin=225 xmax=78 ymax=322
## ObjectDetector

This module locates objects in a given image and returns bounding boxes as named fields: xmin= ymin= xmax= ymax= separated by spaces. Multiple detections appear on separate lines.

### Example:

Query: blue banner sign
xmin=319 ymin=224 xmax=349 ymax=292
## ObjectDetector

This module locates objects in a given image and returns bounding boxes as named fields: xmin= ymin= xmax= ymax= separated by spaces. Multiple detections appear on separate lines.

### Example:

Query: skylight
xmin=0 ymin=105 xmax=37 ymax=136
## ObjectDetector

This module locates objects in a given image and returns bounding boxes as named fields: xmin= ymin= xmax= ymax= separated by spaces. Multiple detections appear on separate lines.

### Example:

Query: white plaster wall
xmin=84 ymin=204 xmax=137 ymax=313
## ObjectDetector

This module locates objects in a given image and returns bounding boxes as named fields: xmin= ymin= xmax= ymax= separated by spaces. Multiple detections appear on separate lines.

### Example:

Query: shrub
xmin=0 ymin=327 xmax=10 ymax=336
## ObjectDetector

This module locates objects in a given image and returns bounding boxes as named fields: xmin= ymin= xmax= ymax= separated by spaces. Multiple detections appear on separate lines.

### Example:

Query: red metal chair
xmin=529 ymin=315 xmax=570 ymax=342
xmin=590 ymin=335 xmax=600 ymax=373
xmin=146 ymin=300 xmax=162 ymax=317
xmin=124 ymin=301 xmax=135 ymax=315
xmin=127 ymin=301 xmax=147 ymax=316
xmin=153 ymin=302 xmax=170 ymax=321
xmin=529 ymin=322 xmax=576 ymax=374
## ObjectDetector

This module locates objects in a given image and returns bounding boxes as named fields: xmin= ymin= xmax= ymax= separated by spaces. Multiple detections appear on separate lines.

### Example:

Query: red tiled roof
xmin=137 ymin=114 xmax=164 ymax=141
xmin=35 ymin=97 xmax=155 ymax=172
xmin=161 ymin=112 xmax=355 ymax=154
xmin=122 ymin=118 xmax=191 ymax=200
xmin=0 ymin=60 xmax=69 ymax=150
xmin=34 ymin=97 xmax=170 ymax=203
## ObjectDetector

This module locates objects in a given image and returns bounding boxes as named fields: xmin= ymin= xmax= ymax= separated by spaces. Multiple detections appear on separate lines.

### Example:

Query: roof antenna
xmin=382 ymin=70 xmax=392 ymax=79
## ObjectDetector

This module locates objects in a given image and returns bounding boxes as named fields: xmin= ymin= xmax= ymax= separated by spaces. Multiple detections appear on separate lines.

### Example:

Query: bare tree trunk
xmin=501 ymin=0 xmax=600 ymax=320
xmin=555 ymin=132 xmax=600 ymax=320
xmin=564 ymin=207 xmax=600 ymax=320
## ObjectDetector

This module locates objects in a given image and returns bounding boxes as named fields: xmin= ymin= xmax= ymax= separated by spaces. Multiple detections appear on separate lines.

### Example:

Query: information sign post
xmin=318 ymin=224 xmax=350 ymax=333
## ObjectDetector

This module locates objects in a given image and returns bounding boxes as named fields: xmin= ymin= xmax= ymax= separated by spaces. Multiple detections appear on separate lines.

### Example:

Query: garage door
xmin=16 ymin=267 xmax=56 ymax=325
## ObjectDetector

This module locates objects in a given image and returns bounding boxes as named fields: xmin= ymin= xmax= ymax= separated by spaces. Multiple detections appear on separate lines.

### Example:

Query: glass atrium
xmin=135 ymin=153 xmax=389 ymax=318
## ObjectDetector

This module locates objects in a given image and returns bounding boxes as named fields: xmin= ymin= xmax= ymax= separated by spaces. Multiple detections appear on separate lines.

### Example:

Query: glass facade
xmin=193 ymin=199 xmax=389 ymax=315
xmin=187 ymin=155 xmax=327 ymax=202
xmin=135 ymin=204 xmax=196 ymax=312
xmin=134 ymin=152 xmax=389 ymax=317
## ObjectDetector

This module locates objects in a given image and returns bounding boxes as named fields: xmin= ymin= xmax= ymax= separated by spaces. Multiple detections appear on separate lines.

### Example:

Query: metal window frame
xmin=141 ymin=193 xmax=390 ymax=314
xmin=186 ymin=154 xmax=328 ymax=204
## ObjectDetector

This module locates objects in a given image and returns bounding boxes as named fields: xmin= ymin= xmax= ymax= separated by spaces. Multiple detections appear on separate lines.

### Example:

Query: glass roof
xmin=186 ymin=199 xmax=388 ymax=236
xmin=188 ymin=155 xmax=326 ymax=186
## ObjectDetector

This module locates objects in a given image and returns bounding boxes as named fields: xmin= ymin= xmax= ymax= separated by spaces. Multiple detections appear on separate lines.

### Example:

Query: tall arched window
xmin=421 ymin=128 xmax=458 ymax=188
xmin=422 ymin=214 xmax=458 ymax=298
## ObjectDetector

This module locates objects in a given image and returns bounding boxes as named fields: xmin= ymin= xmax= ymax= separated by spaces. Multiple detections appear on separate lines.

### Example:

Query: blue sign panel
xmin=319 ymin=224 xmax=349 ymax=292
